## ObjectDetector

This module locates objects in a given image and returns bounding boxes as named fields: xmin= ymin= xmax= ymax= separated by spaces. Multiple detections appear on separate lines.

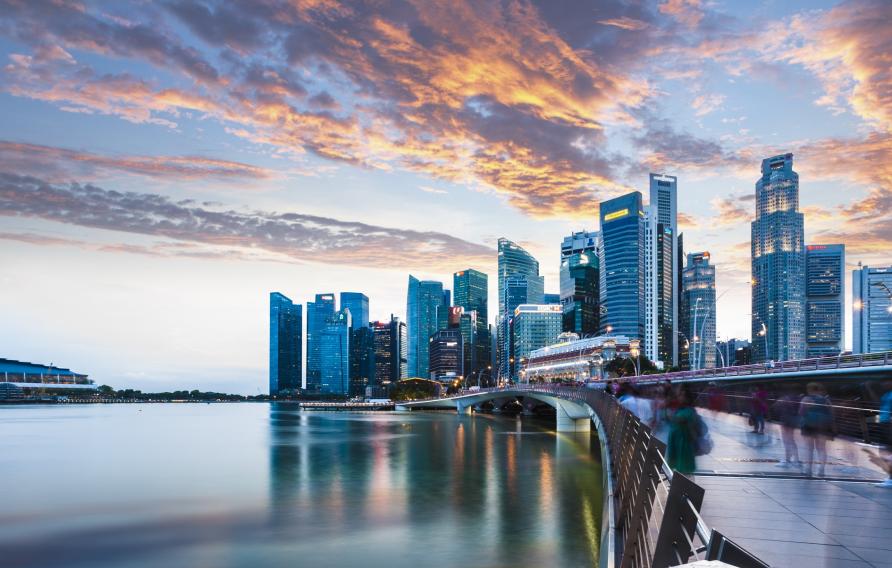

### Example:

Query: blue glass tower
xmin=599 ymin=191 xmax=645 ymax=341
xmin=805 ymin=244 xmax=845 ymax=357
xmin=306 ymin=293 xmax=336 ymax=392
xmin=340 ymin=292 xmax=369 ymax=329
xmin=752 ymin=153 xmax=805 ymax=362
xmin=407 ymin=276 xmax=446 ymax=378
xmin=269 ymin=292 xmax=302 ymax=396
xmin=319 ymin=308 xmax=351 ymax=394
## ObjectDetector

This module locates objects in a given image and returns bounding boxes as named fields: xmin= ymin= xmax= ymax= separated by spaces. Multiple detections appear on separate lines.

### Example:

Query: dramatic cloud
xmin=710 ymin=194 xmax=751 ymax=226
xmin=0 ymin=141 xmax=273 ymax=182
xmin=0 ymin=173 xmax=495 ymax=271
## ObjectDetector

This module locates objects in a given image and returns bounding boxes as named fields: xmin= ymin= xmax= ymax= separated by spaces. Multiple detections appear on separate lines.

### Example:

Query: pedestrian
xmin=707 ymin=383 xmax=726 ymax=418
xmin=666 ymin=385 xmax=698 ymax=474
xmin=619 ymin=383 xmax=655 ymax=427
xmin=750 ymin=384 xmax=768 ymax=434
xmin=773 ymin=388 xmax=801 ymax=468
xmin=864 ymin=382 xmax=892 ymax=488
xmin=800 ymin=382 xmax=834 ymax=477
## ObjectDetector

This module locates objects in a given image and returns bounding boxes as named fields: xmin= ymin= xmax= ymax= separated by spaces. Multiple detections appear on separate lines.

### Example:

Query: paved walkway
xmin=691 ymin=412 xmax=892 ymax=567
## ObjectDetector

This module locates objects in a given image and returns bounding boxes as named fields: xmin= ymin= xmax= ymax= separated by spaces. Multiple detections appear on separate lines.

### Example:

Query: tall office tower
xmin=349 ymin=326 xmax=375 ymax=398
xmin=643 ymin=205 xmax=659 ymax=363
xmin=429 ymin=329 xmax=464 ymax=382
xmin=305 ymin=293 xmax=336 ymax=391
xmin=677 ymin=233 xmax=687 ymax=368
xmin=544 ymin=292 xmax=561 ymax=304
xmin=752 ymin=153 xmax=805 ymax=362
xmin=805 ymin=244 xmax=845 ymax=357
xmin=269 ymin=292 xmax=302 ymax=396
xmin=340 ymin=292 xmax=369 ymax=329
xmin=561 ymin=230 xmax=600 ymax=260
xmin=853 ymin=265 xmax=892 ymax=354
xmin=649 ymin=173 xmax=679 ymax=366
xmin=512 ymin=304 xmax=562 ymax=381
xmin=681 ymin=252 xmax=717 ymax=369
xmin=319 ymin=309 xmax=351 ymax=394
xmin=407 ymin=275 xmax=445 ymax=378
xmin=560 ymin=251 xmax=599 ymax=335
xmin=599 ymin=192 xmax=645 ymax=342
xmin=500 ymin=274 xmax=545 ymax=379
xmin=497 ymin=238 xmax=543 ymax=381
xmin=372 ymin=315 xmax=407 ymax=387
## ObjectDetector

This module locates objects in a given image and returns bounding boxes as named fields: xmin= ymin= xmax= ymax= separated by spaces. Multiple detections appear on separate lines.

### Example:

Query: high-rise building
xmin=319 ymin=308 xmax=351 ymax=395
xmin=650 ymin=173 xmax=678 ymax=366
xmin=454 ymin=269 xmax=488 ymax=322
xmin=512 ymin=304 xmax=562 ymax=381
xmin=269 ymin=292 xmax=302 ymax=396
xmin=349 ymin=326 xmax=375 ymax=398
xmin=340 ymin=292 xmax=369 ymax=329
xmin=561 ymin=230 xmax=599 ymax=260
xmin=752 ymin=153 xmax=805 ymax=362
xmin=306 ymin=293 xmax=336 ymax=392
xmin=805 ymin=244 xmax=845 ymax=357
xmin=453 ymin=268 xmax=491 ymax=384
xmin=682 ymin=252 xmax=716 ymax=369
xmin=560 ymin=251 xmax=599 ymax=335
xmin=407 ymin=276 xmax=446 ymax=378
xmin=544 ymin=292 xmax=561 ymax=304
xmin=644 ymin=205 xmax=659 ymax=363
xmin=429 ymin=329 xmax=463 ymax=382
xmin=599 ymin=191 xmax=645 ymax=342
xmin=372 ymin=316 xmax=407 ymax=387
xmin=677 ymin=232 xmax=686 ymax=368
xmin=497 ymin=238 xmax=543 ymax=381
xmin=853 ymin=265 xmax=892 ymax=354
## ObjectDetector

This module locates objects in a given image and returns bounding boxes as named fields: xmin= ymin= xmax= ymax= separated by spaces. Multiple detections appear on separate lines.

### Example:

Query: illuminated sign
xmin=321 ymin=295 xmax=334 ymax=300
xmin=807 ymin=245 xmax=827 ymax=251
xmin=456 ymin=271 xmax=465 ymax=276
xmin=604 ymin=208 xmax=629 ymax=222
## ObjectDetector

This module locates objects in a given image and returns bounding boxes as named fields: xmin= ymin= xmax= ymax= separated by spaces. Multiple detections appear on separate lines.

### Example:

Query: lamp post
xmin=691 ymin=298 xmax=702 ymax=371
xmin=758 ymin=322 xmax=768 ymax=364
xmin=629 ymin=339 xmax=641 ymax=378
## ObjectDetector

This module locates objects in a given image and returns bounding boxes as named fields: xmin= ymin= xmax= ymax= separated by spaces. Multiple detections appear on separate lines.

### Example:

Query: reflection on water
xmin=0 ymin=403 xmax=602 ymax=568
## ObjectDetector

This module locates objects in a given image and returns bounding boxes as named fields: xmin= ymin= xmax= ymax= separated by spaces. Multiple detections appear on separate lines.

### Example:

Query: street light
xmin=629 ymin=339 xmax=641 ymax=377
xmin=758 ymin=322 xmax=768 ymax=363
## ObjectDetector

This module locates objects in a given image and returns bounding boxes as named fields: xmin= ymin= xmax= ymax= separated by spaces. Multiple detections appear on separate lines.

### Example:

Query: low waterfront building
xmin=523 ymin=335 xmax=633 ymax=383
xmin=0 ymin=358 xmax=95 ymax=399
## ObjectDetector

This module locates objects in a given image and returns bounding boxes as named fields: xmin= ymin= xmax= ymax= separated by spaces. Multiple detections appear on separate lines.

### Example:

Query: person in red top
xmin=750 ymin=385 xmax=769 ymax=434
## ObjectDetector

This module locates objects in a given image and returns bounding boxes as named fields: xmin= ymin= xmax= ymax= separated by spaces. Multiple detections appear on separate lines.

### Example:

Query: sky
xmin=1 ymin=0 xmax=890 ymax=394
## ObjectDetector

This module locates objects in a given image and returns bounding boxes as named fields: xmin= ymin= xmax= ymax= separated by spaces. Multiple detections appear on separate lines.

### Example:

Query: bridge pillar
xmin=554 ymin=399 xmax=591 ymax=432
xmin=395 ymin=404 xmax=409 ymax=412
xmin=456 ymin=402 xmax=472 ymax=415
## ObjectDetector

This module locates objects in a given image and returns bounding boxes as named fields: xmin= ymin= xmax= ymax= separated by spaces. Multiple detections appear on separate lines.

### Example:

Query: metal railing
xmin=445 ymin=384 xmax=771 ymax=568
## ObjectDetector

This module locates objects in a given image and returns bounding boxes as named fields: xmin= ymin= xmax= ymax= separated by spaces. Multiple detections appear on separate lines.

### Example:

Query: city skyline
xmin=2 ymin=0 xmax=891 ymax=393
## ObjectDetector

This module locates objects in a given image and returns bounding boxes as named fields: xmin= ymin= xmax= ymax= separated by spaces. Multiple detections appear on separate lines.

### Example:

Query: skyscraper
xmin=682 ymin=252 xmax=716 ymax=370
xmin=498 ymin=238 xmax=542 ymax=315
xmin=599 ymin=191 xmax=645 ymax=342
xmin=306 ymin=293 xmax=336 ymax=392
xmin=644 ymin=205 xmax=659 ymax=363
xmin=319 ymin=308 xmax=351 ymax=395
xmin=752 ymin=153 xmax=805 ymax=362
xmin=497 ymin=238 xmax=543 ymax=381
xmin=340 ymin=292 xmax=369 ymax=329
xmin=560 ymin=251 xmax=599 ymax=335
xmin=650 ymin=173 xmax=679 ymax=366
xmin=372 ymin=316 xmax=407 ymax=387
xmin=429 ymin=329 xmax=463 ymax=382
xmin=544 ymin=292 xmax=561 ymax=304
xmin=561 ymin=230 xmax=599 ymax=260
xmin=406 ymin=275 xmax=445 ymax=378
xmin=454 ymin=268 xmax=490 ymax=384
xmin=805 ymin=244 xmax=845 ymax=357
xmin=269 ymin=292 xmax=302 ymax=396
xmin=512 ymin=304 xmax=562 ymax=381
xmin=853 ymin=265 xmax=892 ymax=354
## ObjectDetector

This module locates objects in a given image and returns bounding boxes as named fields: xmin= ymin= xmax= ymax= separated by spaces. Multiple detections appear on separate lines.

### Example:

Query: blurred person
xmin=800 ymin=382 xmax=834 ymax=477
xmin=666 ymin=386 xmax=698 ymax=475
xmin=864 ymin=382 xmax=892 ymax=488
xmin=773 ymin=388 xmax=802 ymax=468
xmin=651 ymin=382 xmax=672 ymax=443
xmin=619 ymin=383 xmax=654 ymax=427
xmin=706 ymin=383 xmax=726 ymax=418
xmin=750 ymin=384 xmax=769 ymax=434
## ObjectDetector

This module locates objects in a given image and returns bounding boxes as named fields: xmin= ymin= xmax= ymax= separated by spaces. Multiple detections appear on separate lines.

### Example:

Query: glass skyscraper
xmin=429 ymin=329 xmax=463 ymax=382
xmin=560 ymin=251 xmax=599 ymax=335
xmin=406 ymin=275 xmax=446 ymax=378
xmin=649 ymin=173 xmax=679 ymax=366
xmin=681 ymin=252 xmax=716 ymax=370
xmin=305 ymin=293 xmax=336 ymax=392
xmin=372 ymin=315 xmax=407 ymax=388
xmin=805 ymin=244 xmax=845 ymax=357
xmin=454 ymin=268 xmax=490 ymax=384
xmin=853 ymin=265 xmax=892 ymax=354
xmin=269 ymin=292 xmax=302 ymax=396
xmin=751 ymin=153 xmax=805 ymax=362
xmin=319 ymin=308 xmax=351 ymax=395
xmin=340 ymin=292 xmax=369 ymax=329
xmin=512 ymin=304 xmax=562 ymax=381
xmin=497 ymin=238 xmax=543 ymax=381
xmin=599 ymin=191 xmax=645 ymax=342
xmin=560 ymin=230 xmax=599 ymax=260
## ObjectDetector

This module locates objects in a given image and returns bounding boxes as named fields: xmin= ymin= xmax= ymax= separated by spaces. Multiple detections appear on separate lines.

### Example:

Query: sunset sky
xmin=1 ymin=0 xmax=890 ymax=393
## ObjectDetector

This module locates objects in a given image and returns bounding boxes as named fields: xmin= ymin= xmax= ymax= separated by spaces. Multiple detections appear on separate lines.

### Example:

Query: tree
xmin=604 ymin=355 xmax=658 ymax=378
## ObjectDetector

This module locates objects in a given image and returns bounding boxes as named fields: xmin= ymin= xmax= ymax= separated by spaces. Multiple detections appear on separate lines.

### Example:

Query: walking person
xmin=666 ymin=386 xmax=698 ymax=475
xmin=750 ymin=384 xmax=768 ymax=434
xmin=800 ymin=382 xmax=834 ymax=477
xmin=864 ymin=382 xmax=892 ymax=488
xmin=774 ymin=388 xmax=802 ymax=468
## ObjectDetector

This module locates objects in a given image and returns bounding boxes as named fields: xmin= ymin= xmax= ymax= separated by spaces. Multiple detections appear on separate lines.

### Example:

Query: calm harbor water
xmin=0 ymin=403 xmax=603 ymax=568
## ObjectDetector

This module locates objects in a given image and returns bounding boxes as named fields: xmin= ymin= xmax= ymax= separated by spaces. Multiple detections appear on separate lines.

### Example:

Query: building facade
xmin=716 ymin=338 xmax=752 ymax=368
xmin=853 ymin=265 xmax=892 ymax=354
xmin=751 ymin=153 xmax=805 ymax=362
xmin=372 ymin=316 xmax=407 ymax=388
xmin=649 ymin=173 xmax=678 ymax=366
xmin=524 ymin=334 xmax=633 ymax=383
xmin=319 ymin=309 xmax=351 ymax=395
xmin=429 ymin=329 xmax=464 ymax=383
xmin=599 ymin=192 xmax=645 ymax=342
xmin=340 ymin=292 xmax=369 ymax=329
xmin=805 ymin=244 xmax=845 ymax=357
xmin=681 ymin=252 xmax=716 ymax=370
xmin=454 ymin=268 xmax=491 ymax=384
xmin=561 ymin=230 xmax=600 ymax=260
xmin=497 ymin=238 xmax=543 ymax=382
xmin=305 ymin=293 xmax=336 ymax=392
xmin=512 ymin=304 xmax=562 ymax=381
xmin=407 ymin=276 xmax=446 ymax=378
xmin=269 ymin=292 xmax=302 ymax=396
xmin=560 ymin=251 xmax=600 ymax=336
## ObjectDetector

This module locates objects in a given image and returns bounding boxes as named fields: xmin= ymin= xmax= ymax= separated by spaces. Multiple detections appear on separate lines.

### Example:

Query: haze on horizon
xmin=1 ymin=0 xmax=890 ymax=394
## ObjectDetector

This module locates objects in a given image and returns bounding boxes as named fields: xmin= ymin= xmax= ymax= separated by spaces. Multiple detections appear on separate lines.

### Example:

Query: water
xmin=0 ymin=404 xmax=603 ymax=568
